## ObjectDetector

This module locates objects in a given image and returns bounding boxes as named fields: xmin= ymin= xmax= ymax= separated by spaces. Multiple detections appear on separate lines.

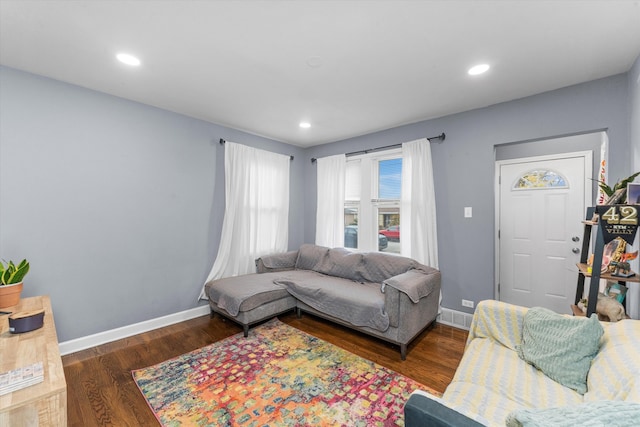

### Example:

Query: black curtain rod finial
xmin=428 ymin=132 xmax=445 ymax=142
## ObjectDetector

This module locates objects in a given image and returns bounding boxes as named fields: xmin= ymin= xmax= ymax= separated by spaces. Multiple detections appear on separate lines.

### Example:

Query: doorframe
xmin=494 ymin=150 xmax=593 ymax=301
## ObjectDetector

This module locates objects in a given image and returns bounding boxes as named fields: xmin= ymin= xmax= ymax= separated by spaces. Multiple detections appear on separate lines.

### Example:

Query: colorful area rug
xmin=132 ymin=318 xmax=439 ymax=426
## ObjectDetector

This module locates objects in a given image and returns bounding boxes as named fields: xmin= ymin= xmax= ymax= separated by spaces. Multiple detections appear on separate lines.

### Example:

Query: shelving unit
xmin=574 ymin=206 xmax=639 ymax=317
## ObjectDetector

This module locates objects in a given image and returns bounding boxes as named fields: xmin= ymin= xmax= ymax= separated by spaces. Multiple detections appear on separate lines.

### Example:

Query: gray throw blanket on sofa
xmin=271 ymin=244 xmax=437 ymax=331
xmin=382 ymin=267 xmax=437 ymax=303
xmin=274 ymin=270 xmax=390 ymax=332
xmin=295 ymin=244 xmax=438 ymax=301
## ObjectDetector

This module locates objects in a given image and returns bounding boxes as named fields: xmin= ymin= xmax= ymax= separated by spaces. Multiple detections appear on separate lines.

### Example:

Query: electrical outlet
xmin=461 ymin=299 xmax=474 ymax=308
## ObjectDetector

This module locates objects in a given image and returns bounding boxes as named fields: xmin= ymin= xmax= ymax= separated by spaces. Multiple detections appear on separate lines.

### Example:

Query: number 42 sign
xmin=596 ymin=205 xmax=639 ymax=245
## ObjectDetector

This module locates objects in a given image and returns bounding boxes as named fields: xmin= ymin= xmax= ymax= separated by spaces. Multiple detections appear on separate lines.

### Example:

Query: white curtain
xmin=199 ymin=142 xmax=290 ymax=299
xmin=400 ymin=138 xmax=439 ymax=268
xmin=315 ymin=154 xmax=346 ymax=247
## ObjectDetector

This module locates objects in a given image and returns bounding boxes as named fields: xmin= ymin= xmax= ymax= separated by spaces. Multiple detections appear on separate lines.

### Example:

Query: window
xmin=514 ymin=169 xmax=568 ymax=189
xmin=200 ymin=142 xmax=290 ymax=298
xmin=344 ymin=150 xmax=401 ymax=253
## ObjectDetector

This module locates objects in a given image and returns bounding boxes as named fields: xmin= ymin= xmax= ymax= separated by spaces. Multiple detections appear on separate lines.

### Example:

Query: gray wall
xmin=2 ymin=62 xmax=636 ymax=342
xmin=0 ymin=66 xmax=305 ymax=342
xmin=304 ymin=74 xmax=632 ymax=314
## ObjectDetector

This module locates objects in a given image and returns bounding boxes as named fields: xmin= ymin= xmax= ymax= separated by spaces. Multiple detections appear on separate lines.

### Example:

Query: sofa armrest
xmin=255 ymin=250 xmax=298 ymax=273
xmin=382 ymin=267 xmax=440 ymax=303
xmin=467 ymin=299 xmax=528 ymax=351
xmin=404 ymin=392 xmax=486 ymax=427
xmin=384 ymin=273 xmax=441 ymax=338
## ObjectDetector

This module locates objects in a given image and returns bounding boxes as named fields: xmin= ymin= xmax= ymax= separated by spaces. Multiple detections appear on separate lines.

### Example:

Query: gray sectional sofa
xmin=204 ymin=243 xmax=441 ymax=359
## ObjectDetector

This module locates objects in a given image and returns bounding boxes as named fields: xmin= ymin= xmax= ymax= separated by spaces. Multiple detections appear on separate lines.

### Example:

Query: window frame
xmin=344 ymin=148 xmax=402 ymax=252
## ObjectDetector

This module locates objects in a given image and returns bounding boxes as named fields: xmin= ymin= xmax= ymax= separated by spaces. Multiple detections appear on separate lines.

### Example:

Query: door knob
xmin=572 ymin=236 xmax=580 ymax=242
xmin=572 ymin=248 xmax=580 ymax=254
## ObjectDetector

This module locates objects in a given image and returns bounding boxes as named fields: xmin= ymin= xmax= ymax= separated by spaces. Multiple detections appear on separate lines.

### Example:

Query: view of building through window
xmin=344 ymin=153 xmax=401 ymax=253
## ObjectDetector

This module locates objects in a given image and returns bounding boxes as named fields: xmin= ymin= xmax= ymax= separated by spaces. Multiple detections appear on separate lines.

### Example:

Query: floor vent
xmin=437 ymin=308 xmax=473 ymax=330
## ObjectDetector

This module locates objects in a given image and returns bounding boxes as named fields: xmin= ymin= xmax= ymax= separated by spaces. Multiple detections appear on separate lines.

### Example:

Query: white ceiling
xmin=1 ymin=1 xmax=640 ymax=147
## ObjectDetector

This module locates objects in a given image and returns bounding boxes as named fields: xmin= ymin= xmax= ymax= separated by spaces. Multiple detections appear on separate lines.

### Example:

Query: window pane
xmin=345 ymin=160 xmax=361 ymax=201
xmin=514 ymin=169 xmax=568 ymax=189
xmin=378 ymin=207 xmax=400 ymax=253
xmin=378 ymin=158 xmax=402 ymax=199
xmin=344 ymin=207 xmax=359 ymax=249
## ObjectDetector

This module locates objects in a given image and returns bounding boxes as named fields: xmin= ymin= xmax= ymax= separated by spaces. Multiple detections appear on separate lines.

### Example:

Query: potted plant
xmin=0 ymin=259 xmax=30 ymax=308
xmin=596 ymin=171 xmax=640 ymax=204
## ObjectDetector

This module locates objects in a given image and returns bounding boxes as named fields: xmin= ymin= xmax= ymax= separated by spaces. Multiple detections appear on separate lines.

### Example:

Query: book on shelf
xmin=0 ymin=361 xmax=44 ymax=396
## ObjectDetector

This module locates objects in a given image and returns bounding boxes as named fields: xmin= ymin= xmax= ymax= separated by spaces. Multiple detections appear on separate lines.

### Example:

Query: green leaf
xmin=593 ymin=172 xmax=640 ymax=201
xmin=591 ymin=178 xmax=614 ymax=196
xmin=1 ymin=269 xmax=10 ymax=285
xmin=9 ymin=260 xmax=29 ymax=284
xmin=606 ymin=171 xmax=640 ymax=202
xmin=613 ymin=171 xmax=640 ymax=191
xmin=598 ymin=183 xmax=614 ymax=197
xmin=0 ymin=259 xmax=29 ymax=285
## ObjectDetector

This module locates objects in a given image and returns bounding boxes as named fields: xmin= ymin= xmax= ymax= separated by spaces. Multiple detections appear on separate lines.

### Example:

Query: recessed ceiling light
xmin=116 ymin=53 xmax=141 ymax=66
xmin=299 ymin=122 xmax=311 ymax=129
xmin=468 ymin=63 xmax=490 ymax=76
xmin=305 ymin=56 xmax=323 ymax=68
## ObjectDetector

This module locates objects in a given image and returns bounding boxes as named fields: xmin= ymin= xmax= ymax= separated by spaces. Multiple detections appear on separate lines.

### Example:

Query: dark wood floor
xmin=62 ymin=311 xmax=468 ymax=426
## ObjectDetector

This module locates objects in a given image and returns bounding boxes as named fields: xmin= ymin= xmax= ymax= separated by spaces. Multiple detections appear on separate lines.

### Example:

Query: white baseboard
xmin=437 ymin=307 xmax=474 ymax=330
xmin=59 ymin=304 xmax=211 ymax=356
xmin=59 ymin=304 xmax=471 ymax=356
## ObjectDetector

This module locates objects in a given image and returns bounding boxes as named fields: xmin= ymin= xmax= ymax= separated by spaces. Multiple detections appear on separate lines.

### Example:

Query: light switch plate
xmin=464 ymin=207 xmax=472 ymax=218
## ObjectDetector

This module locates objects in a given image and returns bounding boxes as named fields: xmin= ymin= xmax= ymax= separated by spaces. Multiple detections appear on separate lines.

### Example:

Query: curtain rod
xmin=310 ymin=132 xmax=445 ymax=163
xmin=219 ymin=138 xmax=294 ymax=160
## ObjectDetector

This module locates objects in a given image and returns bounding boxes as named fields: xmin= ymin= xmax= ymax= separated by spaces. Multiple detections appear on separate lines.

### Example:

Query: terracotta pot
xmin=0 ymin=282 xmax=24 ymax=308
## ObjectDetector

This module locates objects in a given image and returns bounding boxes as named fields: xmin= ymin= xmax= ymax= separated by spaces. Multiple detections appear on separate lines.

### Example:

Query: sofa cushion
xmin=294 ymin=244 xmax=428 ymax=284
xmin=467 ymin=299 xmax=527 ymax=352
xmin=296 ymin=244 xmax=369 ymax=282
xmin=274 ymin=270 xmax=389 ymax=332
xmin=315 ymin=247 xmax=366 ymax=282
xmin=516 ymin=307 xmax=603 ymax=395
xmin=585 ymin=319 xmax=640 ymax=402
xmin=206 ymin=272 xmax=295 ymax=316
xmin=360 ymin=252 xmax=421 ymax=283
xmin=443 ymin=337 xmax=582 ymax=424
xmin=256 ymin=250 xmax=298 ymax=272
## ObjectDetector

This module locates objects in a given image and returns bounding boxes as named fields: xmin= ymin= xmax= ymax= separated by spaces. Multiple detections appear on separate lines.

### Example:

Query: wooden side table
xmin=0 ymin=296 xmax=67 ymax=426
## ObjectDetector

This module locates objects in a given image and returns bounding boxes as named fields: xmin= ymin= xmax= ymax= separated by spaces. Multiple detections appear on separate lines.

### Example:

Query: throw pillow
xmin=516 ymin=306 xmax=603 ymax=394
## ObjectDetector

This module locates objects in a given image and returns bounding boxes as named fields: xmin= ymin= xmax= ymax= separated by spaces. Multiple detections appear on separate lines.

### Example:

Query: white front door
xmin=497 ymin=152 xmax=592 ymax=314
